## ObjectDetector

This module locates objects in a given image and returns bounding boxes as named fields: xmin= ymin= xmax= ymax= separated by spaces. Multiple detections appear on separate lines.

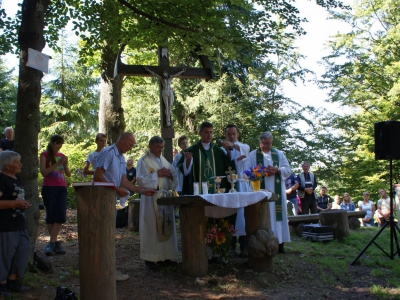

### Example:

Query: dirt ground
xmin=16 ymin=209 xmax=398 ymax=300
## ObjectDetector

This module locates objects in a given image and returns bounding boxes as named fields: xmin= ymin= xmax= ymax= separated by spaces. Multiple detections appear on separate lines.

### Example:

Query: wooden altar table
xmin=158 ymin=192 xmax=277 ymax=277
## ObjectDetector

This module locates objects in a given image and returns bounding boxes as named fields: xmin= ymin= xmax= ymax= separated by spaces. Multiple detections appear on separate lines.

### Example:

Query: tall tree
xmin=318 ymin=0 xmax=400 ymax=196
xmin=15 ymin=0 xmax=51 ymax=261
xmin=40 ymin=39 xmax=100 ymax=144
xmin=0 ymin=58 xmax=17 ymax=130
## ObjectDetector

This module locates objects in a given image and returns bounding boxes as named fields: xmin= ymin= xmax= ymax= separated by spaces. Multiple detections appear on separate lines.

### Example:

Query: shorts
xmin=41 ymin=186 xmax=67 ymax=224
xmin=0 ymin=229 xmax=30 ymax=281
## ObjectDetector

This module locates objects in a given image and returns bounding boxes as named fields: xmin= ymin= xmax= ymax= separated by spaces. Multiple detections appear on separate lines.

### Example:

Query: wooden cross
xmin=114 ymin=44 xmax=213 ymax=163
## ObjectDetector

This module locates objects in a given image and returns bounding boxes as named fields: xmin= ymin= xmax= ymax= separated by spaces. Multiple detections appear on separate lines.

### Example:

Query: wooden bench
xmin=288 ymin=210 xmax=366 ymax=226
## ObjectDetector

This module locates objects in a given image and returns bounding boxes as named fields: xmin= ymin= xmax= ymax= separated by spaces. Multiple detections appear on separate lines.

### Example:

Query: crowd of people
xmin=0 ymin=123 xmax=398 ymax=296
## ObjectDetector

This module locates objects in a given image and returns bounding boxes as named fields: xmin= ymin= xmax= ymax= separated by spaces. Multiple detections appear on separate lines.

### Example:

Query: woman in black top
xmin=0 ymin=151 xmax=31 ymax=296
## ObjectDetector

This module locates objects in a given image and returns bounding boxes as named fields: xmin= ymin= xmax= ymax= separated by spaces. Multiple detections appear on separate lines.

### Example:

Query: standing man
xmin=94 ymin=132 xmax=155 ymax=281
xmin=285 ymin=173 xmax=299 ymax=216
xmin=316 ymin=186 xmax=332 ymax=212
xmin=220 ymin=124 xmax=250 ymax=257
xmin=297 ymin=161 xmax=318 ymax=214
xmin=136 ymin=136 xmax=178 ymax=270
xmin=0 ymin=127 xmax=14 ymax=151
xmin=83 ymin=133 xmax=107 ymax=177
xmin=178 ymin=122 xmax=232 ymax=195
xmin=172 ymin=135 xmax=189 ymax=195
xmin=247 ymin=131 xmax=291 ymax=253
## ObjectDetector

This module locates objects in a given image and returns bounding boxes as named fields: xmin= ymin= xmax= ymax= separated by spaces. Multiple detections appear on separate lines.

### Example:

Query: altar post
xmin=74 ymin=184 xmax=117 ymax=300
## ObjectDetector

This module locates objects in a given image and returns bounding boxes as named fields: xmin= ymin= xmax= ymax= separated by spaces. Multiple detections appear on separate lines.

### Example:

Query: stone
xmin=248 ymin=229 xmax=278 ymax=258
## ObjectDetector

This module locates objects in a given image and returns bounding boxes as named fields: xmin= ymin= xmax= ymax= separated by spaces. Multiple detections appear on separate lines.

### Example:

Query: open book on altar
xmin=72 ymin=182 xmax=115 ymax=187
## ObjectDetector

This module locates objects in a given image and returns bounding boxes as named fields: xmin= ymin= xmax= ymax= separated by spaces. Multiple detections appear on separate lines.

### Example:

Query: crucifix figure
xmin=144 ymin=67 xmax=186 ymax=127
xmin=114 ymin=44 xmax=213 ymax=163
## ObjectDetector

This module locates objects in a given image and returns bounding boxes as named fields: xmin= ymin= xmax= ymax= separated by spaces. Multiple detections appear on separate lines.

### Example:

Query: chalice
xmin=227 ymin=174 xmax=238 ymax=193
xmin=214 ymin=176 xmax=222 ymax=193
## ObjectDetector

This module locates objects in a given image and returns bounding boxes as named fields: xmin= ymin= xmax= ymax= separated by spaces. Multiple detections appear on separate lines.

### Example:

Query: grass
xmin=288 ymin=226 xmax=400 ymax=298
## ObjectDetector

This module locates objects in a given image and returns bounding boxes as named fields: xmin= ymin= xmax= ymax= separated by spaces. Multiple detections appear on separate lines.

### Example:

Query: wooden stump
xmin=75 ymin=186 xmax=116 ymax=300
xmin=128 ymin=199 xmax=140 ymax=231
xmin=180 ymin=205 xmax=208 ymax=277
xmin=245 ymin=201 xmax=274 ymax=272
xmin=319 ymin=210 xmax=350 ymax=241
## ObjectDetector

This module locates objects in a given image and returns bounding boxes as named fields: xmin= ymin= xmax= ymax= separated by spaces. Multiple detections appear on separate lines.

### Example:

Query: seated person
xmin=331 ymin=195 xmax=341 ymax=209
xmin=376 ymin=188 xmax=395 ymax=227
xmin=340 ymin=193 xmax=355 ymax=211
xmin=316 ymin=186 xmax=333 ymax=212
xmin=358 ymin=191 xmax=375 ymax=227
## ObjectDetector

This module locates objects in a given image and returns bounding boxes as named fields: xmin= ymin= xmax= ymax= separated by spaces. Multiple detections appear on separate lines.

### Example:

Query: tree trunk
xmin=98 ymin=44 xmax=125 ymax=144
xmin=128 ymin=199 xmax=140 ymax=231
xmin=16 ymin=0 xmax=51 ymax=265
xmin=320 ymin=210 xmax=350 ymax=241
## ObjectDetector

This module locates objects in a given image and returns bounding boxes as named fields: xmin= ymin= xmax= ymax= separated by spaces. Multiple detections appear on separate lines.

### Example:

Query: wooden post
xmin=75 ymin=185 xmax=116 ymax=300
xmin=244 ymin=201 xmax=273 ymax=272
xmin=320 ymin=210 xmax=350 ymax=241
xmin=180 ymin=205 xmax=208 ymax=277
xmin=128 ymin=199 xmax=140 ymax=231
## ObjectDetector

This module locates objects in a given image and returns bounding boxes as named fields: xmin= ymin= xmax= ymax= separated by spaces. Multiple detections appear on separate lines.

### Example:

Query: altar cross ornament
xmin=114 ymin=44 xmax=213 ymax=163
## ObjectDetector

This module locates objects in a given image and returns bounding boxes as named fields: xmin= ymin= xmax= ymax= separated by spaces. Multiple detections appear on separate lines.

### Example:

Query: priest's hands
xmin=236 ymin=155 xmax=246 ymax=161
xmin=158 ymin=167 xmax=173 ymax=180
xmin=184 ymin=152 xmax=192 ymax=167
xmin=266 ymin=165 xmax=279 ymax=175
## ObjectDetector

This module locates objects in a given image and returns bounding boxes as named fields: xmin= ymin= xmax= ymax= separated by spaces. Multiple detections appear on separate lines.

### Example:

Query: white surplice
xmin=247 ymin=148 xmax=291 ymax=243
xmin=222 ymin=141 xmax=250 ymax=236
xmin=136 ymin=151 xmax=178 ymax=262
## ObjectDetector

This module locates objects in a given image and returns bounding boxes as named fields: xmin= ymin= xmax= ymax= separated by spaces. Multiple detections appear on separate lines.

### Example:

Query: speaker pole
xmin=351 ymin=157 xmax=400 ymax=265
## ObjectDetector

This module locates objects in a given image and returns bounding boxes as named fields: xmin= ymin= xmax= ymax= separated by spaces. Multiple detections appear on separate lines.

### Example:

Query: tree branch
xmin=117 ymin=0 xmax=199 ymax=33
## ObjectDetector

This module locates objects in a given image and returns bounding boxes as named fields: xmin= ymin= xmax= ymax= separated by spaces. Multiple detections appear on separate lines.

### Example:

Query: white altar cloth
xmin=196 ymin=191 xmax=272 ymax=218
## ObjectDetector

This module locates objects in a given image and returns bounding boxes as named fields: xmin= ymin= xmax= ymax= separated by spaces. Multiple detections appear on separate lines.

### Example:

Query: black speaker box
xmin=374 ymin=121 xmax=400 ymax=160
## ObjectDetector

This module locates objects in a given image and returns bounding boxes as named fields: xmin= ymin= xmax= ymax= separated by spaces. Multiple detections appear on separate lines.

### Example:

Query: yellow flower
xmin=220 ymin=219 xmax=229 ymax=229
xmin=215 ymin=232 xmax=226 ymax=245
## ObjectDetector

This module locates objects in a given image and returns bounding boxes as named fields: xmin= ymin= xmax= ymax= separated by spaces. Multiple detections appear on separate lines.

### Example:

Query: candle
xmin=193 ymin=182 xmax=199 ymax=195
xmin=202 ymin=182 xmax=208 ymax=195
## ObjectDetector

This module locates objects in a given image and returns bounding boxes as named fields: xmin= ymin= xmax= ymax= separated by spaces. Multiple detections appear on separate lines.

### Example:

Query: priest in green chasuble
xmin=136 ymin=136 xmax=178 ymax=270
xmin=247 ymin=131 xmax=291 ymax=253
xmin=178 ymin=122 xmax=233 ymax=195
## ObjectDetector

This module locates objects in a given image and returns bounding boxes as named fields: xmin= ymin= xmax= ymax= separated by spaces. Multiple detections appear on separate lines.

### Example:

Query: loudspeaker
xmin=374 ymin=121 xmax=400 ymax=160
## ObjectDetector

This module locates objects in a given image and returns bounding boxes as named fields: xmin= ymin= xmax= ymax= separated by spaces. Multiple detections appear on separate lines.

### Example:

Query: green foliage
xmin=315 ymin=0 xmax=400 ymax=196
xmin=39 ymin=38 xmax=100 ymax=146
xmin=0 ymin=58 xmax=17 ymax=131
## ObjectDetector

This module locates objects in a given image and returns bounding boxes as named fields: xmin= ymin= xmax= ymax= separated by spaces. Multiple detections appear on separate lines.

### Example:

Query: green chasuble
xmin=256 ymin=148 xmax=283 ymax=221
xmin=178 ymin=141 xmax=233 ymax=194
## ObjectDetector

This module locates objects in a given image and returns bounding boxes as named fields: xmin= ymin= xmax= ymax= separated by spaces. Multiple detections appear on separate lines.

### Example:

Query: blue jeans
xmin=288 ymin=197 xmax=299 ymax=216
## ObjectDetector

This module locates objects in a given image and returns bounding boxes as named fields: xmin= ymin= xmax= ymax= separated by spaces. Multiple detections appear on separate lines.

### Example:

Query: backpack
xmin=54 ymin=286 xmax=78 ymax=300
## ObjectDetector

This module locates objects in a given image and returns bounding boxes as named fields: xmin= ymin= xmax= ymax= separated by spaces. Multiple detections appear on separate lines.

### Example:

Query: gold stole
xmin=143 ymin=152 xmax=174 ymax=242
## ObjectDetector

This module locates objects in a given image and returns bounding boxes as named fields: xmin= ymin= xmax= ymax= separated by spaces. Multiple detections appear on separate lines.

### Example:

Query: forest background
xmin=0 ymin=0 xmax=399 ymax=255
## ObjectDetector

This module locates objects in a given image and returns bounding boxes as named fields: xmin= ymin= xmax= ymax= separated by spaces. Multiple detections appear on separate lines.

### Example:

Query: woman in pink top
xmin=39 ymin=135 xmax=71 ymax=256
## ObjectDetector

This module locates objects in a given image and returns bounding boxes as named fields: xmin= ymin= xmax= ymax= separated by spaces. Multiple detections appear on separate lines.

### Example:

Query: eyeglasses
xmin=152 ymin=145 xmax=165 ymax=150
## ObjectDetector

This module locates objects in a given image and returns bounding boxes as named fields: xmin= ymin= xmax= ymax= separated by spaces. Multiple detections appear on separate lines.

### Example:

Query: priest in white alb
xmin=247 ymin=131 xmax=291 ymax=253
xmin=220 ymin=124 xmax=250 ymax=257
xmin=136 ymin=136 xmax=178 ymax=270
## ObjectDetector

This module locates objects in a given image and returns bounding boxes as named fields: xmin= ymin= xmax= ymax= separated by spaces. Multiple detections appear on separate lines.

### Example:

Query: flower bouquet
xmin=243 ymin=164 xmax=270 ymax=191
xmin=205 ymin=218 xmax=236 ymax=262
xmin=243 ymin=164 xmax=270 ymax=181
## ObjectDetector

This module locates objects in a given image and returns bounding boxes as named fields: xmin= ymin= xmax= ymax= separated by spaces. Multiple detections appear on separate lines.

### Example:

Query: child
xmin=40 ymin=135 xmax=71 ymax=256
xmin=83 ymin=133 xmax=107 ymax=176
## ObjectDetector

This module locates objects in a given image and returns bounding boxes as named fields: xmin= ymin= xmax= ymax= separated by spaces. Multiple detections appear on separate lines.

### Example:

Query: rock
xmin=248 ymin=229 xmax=278 ymax=258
